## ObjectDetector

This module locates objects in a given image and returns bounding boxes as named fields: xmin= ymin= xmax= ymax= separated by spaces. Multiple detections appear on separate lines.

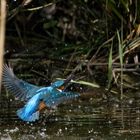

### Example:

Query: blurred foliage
xmin=4 ymin=0 xmax=140 ymax=92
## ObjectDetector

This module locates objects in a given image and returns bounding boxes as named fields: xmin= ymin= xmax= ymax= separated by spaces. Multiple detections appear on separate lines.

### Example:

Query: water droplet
xmin=78 ymin=105 xmax=81 ymax=109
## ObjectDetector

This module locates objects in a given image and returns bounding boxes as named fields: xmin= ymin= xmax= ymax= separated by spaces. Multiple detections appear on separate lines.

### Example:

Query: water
xmin=1 ymin=94 xmax=140 ymax=140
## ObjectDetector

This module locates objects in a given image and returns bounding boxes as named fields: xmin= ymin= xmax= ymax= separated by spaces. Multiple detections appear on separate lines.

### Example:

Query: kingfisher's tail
xmin=17 ymin=108 xmax=39 ymax=122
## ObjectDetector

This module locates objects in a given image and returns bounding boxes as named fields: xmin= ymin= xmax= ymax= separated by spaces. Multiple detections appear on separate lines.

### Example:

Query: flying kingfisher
xmin=2 ymin=65 xmax=79 ymax=122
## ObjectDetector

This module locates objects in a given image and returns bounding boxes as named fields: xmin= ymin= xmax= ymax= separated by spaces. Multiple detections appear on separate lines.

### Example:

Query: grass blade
xmin=108 ymin=43 xmax=113 ymax=89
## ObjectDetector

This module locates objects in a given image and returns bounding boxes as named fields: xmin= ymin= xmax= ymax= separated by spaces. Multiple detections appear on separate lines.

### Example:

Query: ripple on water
xmin=1 ymin=98 xmax=140 ymax=139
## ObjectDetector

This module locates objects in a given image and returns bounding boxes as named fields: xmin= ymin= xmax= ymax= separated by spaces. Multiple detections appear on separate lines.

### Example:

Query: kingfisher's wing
xmin=2 ymin=65 xmax=40 ymax=101
xmin=44 ymin=89 xmax=80 ymax=108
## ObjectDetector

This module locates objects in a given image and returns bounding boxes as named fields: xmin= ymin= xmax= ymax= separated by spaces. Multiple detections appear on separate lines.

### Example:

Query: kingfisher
xmin=2 ymin=65 xmax=79 ymax=122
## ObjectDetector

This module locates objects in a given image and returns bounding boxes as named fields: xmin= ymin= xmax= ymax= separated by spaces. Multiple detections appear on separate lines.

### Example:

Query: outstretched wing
xmin=2 ymin=65 xmax=40 ymax=101
xmin=44 ymin=89 xmax=80 ymax=108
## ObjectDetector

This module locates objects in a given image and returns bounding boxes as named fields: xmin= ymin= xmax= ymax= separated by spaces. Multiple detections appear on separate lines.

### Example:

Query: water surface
xmin=1 ymin=93 xmax=140 ymax=140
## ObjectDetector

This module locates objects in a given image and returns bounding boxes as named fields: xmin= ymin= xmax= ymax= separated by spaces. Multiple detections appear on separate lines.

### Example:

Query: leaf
xmin=108 ymin=44 xmax=113 ymax=89
xmin=43 ymin=20 xmax=57 ymax=29
xmin=71 ymin=80 xmax=100 ymax=88
xmin=117 ymin=30 xmax=123 ymax=66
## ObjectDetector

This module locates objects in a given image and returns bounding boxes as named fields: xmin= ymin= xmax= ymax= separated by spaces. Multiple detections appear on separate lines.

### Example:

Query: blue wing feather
xmin=2 ymin=65 xmax=40 ymax=100
xmin=16 ymin=93 xmax=41 ymax=122
xmin=17 ymin=108 xmax=39 ymax=122
xmin=44 ymin=89 xmax=80 ymax=108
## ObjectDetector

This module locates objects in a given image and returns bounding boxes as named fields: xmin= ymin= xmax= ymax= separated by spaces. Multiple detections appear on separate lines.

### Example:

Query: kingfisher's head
xmin=51 ymin=75 xmax=74 ymax=90
xmin=51 ymin=80 xmax=64 ymax=89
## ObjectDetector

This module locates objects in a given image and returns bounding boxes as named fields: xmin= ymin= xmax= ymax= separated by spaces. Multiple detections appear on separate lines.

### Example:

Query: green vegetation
xmin=4 ymin=0 xmax=140 ymax=96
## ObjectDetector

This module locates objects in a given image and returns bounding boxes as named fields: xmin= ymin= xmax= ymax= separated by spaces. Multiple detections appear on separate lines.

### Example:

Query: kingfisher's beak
xmin=58 ymin=74 xmax=74 ymax=91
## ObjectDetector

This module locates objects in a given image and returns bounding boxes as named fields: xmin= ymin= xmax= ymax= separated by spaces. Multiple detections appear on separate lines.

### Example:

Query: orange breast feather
xmin=39 ymin=101 xmax=47 ymax=111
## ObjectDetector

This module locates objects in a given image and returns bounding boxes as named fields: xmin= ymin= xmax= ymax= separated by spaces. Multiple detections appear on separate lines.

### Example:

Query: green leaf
xmin=43 ymin=20 xmax=57 ymax=29
xmin=108 ymin=44 xmax=113 ymax=89
xmin=71 ymin=80 xmax=100 ymax=88
xmin=117 ymin=30 xmax=123 ymax=66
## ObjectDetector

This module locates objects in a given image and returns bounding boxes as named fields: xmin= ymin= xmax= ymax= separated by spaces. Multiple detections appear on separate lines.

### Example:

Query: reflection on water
xmin=1 ymin=95 xmax=140 ymax=140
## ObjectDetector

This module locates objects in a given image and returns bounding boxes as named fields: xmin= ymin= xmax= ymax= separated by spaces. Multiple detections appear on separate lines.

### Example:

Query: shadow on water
xmin=1 ymin=90 xmax=140 ymax=140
